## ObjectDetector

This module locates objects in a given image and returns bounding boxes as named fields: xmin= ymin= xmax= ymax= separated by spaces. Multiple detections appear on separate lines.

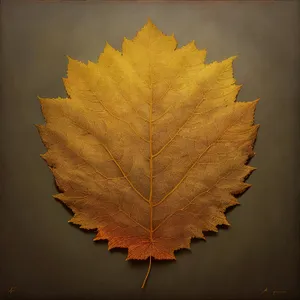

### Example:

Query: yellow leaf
xmin=38 ymin=19 xmax=259 ymax=288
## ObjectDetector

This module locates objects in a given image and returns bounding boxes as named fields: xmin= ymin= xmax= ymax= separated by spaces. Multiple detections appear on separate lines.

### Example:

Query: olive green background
xmin=1 ymin=0 xmax=299 ymax=299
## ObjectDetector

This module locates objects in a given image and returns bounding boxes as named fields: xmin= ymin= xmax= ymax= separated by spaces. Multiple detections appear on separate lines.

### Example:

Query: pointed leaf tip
xmin=252 ymin=98 xmax=260 ymax=107
xmin=147 ymin=17 xmax=154 ymax=25
xmin=104 ymin=42 xmax=114 ymax=52
xmin=230 ymin=55 xmax=238 ymax=61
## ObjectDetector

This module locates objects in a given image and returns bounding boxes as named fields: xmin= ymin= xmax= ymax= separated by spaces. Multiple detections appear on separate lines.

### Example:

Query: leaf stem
xmin=141 ymin=256 xmax=152 ymax=289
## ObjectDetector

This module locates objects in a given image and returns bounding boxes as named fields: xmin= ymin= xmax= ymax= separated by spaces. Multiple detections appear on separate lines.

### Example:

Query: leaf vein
xmin=153 ymin=105 xmax=251 ymax=207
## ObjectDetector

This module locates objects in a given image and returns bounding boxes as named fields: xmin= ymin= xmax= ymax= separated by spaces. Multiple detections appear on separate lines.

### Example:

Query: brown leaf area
xmin=38 ymin=20 xmax=259 ymax=287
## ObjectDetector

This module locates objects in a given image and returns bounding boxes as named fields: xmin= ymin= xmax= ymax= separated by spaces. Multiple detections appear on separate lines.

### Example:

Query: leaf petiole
xmin=141 ymin=256 xmax=152 ymax=289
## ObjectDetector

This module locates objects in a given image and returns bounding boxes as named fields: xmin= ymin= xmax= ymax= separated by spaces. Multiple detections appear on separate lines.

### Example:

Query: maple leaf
xmin=37 ymin=19 xmax=259 ymax=288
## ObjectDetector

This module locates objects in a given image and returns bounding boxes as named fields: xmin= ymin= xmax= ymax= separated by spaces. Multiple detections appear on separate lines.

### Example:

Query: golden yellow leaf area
xmin=38 ymin=19 xmax=259 ymax=288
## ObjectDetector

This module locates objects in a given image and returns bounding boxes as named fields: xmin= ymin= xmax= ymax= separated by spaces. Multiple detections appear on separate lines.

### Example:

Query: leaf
xmin=37 ymin=19 xmax=259 ymax=288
